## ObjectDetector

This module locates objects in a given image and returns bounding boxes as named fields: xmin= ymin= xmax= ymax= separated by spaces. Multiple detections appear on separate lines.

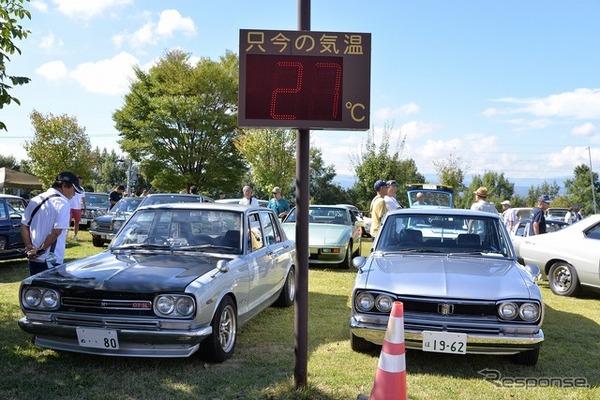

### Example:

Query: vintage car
xmin=350 ymin=208 xmax=544 ymax=365
xmin=509 ymin=218 xmax=568 ymax=262
xmin=545 ymin=207 xmax=570 ymax=221
xmin=80 ymin=192 xmax=110 ymax=229
xmin=519 ymin=214 xmax=600 ymax=297
xmin=405 ymin=183 xmax=454 ymax=208
xmin=0 ymin=194 xmax=27 ymax=260
xmin=338 ymin=204 xmax=372 ymax=237
xmin=215 ymin=198 xmax=269 ymax=207
xmin=282 ymin=204 xmax=363 ymax=269
xmin=18 ymin=203 xmax=296 ymax=362
xmin=89 ymin=196 xmax=144 ymax=247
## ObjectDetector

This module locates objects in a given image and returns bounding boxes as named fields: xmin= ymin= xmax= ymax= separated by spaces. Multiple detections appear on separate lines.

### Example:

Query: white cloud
xmin=36 ymin=52 xmax=139 ymax=95
xmin=398 ymin=120 xmax=437 ymax=141
xmin=374 ymin=102 xmax=420 ymax=122
xmin=39 ymin=32 xmax=64 ymax=53
xmin=571 ymin=122 xmax=597 ymax=137
xmin=112 ymin=9 xmax=196 ymax=50
xmin=53 ymin=0 xmax=132 ymax=20
xmin=70 ymin=52 xmax=139 ymax=95
xmin=545 ymin=146 xmax=591 ymax=170
xmin=486 ymin=88 xmax=600 ymax=120
xmin=30 ymin=1 xmax=49 ymax=13
xmin=36 ymin=60 xmax=68 ymax=81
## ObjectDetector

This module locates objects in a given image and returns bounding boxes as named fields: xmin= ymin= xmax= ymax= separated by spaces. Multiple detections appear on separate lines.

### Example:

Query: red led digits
xmin=245 ymin=55 xmax=343 ymax=121
xmin=270 ymin=61 xmax=303 ymax=120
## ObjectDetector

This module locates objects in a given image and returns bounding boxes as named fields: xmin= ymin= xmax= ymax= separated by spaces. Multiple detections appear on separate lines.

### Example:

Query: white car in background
xmin=519 ymin=214 xmax=600 ymax=296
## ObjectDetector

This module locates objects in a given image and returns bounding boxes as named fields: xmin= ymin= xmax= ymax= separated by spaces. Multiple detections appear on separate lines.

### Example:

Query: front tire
xmin=548 ymin=261 xmax=580 ymax=296
xmin=199 ymin=296 xmax=237 ymax=363
xmin=512 ymin=347 xmax=540 ymax=366
xmin=351 ymin=332 xmax=375 ymax=353
xmin=92 ymin=237 xmax=104 ymax=247
xmin=340 ymin=242 xmax=352 ymax=269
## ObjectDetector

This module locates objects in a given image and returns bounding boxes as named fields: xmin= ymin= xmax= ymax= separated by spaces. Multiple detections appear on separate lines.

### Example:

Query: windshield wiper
xmin=112 ymin=243 xmax=172 ymax=250
xmin=177 ymin=244 xmax=238 ymax=252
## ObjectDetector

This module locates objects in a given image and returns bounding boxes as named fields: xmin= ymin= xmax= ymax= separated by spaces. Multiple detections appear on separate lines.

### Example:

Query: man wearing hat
xmin=532 ymin=194 xmax=551 ymax=235
xmin=20 ymin=171 xmax=84 ymax=275
xmin=470 ymin=187 xmax=498 ymax=214
xmin=369 ymin=180 xmax=388 ymax=238
xmin=501 ymin=200 xmax=518 ymax=231
xmin=268 ymin=186 xmax=290 ymax=219
xmin=384 ymin=180 xmax=402 ymax=211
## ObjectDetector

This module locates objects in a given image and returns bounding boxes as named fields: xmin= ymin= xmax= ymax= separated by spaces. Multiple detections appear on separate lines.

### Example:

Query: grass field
xmin=1 ymin=231 xmax=599 ymax=399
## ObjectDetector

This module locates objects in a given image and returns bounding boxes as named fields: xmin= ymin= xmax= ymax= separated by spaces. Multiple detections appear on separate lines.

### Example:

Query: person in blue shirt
xmin=268 ymin=186 xmax=290 ymax=219
xmin=532 ymin=194 xmax=551 ymax=235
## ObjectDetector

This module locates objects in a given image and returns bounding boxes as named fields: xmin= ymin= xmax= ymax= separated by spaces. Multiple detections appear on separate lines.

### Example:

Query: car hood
xmin=283 ymin=223 xmax=351 ymax=245
xmin=27 ymin=251 xmax=222 ymax=293
xmin=361 ymin=254 xmax=536 ymax=300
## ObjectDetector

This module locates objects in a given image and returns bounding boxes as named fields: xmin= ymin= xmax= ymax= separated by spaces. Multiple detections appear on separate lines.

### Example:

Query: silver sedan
xmin=19 ymin=203 xmax=296 ymax=362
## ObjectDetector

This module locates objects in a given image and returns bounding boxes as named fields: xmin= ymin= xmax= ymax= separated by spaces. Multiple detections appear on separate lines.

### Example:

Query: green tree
xmin=0 ymin=0 xmax=31 ymax=130
xmin=462 ymin=171 xmax=515 ymax=210
xmin=527 ymin=181 xmax=561 ymax=206
xmin=564 ymin=164 xmax=600 ymax=214
xmin=0 ymin=154 xmax=19 ymax=169
xmin=23 ymin=110 xmax=96 ymax=187
xmin=433 ymin=153 xmax=468 ymax=207
xmin=351 ymin=124 xmax=424 ymax=210
xmin=234 ymin=128 xmax=296 ymax=195
xmin=114 ymin=50 xmax=245 ymax=194
xmin=309 ymin=146 xmax=351 ymax=205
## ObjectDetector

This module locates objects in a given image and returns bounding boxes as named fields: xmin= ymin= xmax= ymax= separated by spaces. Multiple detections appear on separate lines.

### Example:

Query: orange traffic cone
xmin=370 ymin=301 xmax=407 ymax=400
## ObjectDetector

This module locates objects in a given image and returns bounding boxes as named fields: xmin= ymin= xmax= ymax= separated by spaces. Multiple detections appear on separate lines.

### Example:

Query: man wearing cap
xmin=501 ymin=200 xmax=518 ymax=231
xmin=369 ymin=180 xmax=388 ymax=238
xmin=268 ymin=186 xmax=290 ymax=219
xmin=470 ymin=187 xmax=498 ymax=214
xmin=384 ymin=180 xmax=402 ymax=211
xmin=532 ymin=195 xmax=551 ymax=235
xmin=20 ymin=171 xmax=84 ymax=275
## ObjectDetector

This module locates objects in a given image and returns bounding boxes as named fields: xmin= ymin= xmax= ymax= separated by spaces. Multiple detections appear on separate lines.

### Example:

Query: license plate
xmin=422 ymin=331 xmax=467 ymax=354
xmin=76 ymin=327 xmax=119 ymax=350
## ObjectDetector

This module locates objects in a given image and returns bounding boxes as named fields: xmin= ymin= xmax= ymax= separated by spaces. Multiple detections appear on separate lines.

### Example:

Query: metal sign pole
xmin=294 ymin=0 xmax=310 ymax=390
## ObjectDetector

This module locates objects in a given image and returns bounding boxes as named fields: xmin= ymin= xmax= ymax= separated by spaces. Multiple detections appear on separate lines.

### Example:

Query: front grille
xmin=60 ymin=290 xmax=155 ymax=316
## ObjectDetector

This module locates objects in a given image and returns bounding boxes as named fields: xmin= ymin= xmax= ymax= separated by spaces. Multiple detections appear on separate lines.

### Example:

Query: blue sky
xmin=2 ymin=0 xmax=600 ymax=184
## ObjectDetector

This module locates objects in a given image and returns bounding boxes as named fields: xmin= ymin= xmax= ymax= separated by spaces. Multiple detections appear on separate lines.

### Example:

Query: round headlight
xmin=156 ymin=296 xmax=175 ymax=315
xmin=355 ymin=292 xmax=375 ymax=312
xmin=519 ymin=303 xmax=539 ymax=322
xmin=113 ymin=221 xmax=123 ymax=231
xmin=175 ymin=296 xmax=195 ymax=316
xmin=375 ymin=295 xmax=394 ymax=312
xmin=24 ymin=288 xmax=43 ymax=307
xmin=42 ymin=290 xmax=59 ymax=308
xmin=498 ymin=302 xmax=518 ymax=320
xmin=90 ymin=221 xmax=98 ymax=230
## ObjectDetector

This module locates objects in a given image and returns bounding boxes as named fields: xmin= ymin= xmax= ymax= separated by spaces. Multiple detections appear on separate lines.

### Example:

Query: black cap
xmin=56 ymin=171 xmax=83 ymax=194
xmin=374 ymin=180 xmax=387 ymax=191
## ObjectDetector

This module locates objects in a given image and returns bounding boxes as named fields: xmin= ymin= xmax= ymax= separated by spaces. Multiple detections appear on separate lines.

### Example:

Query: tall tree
xmin=351 ymin=124 xmax=424 ymax=210
xmin=527 ymin=181 xmax=561 ymax=206
xmin=433 ymin=152 xmax=468 ymax=207
xmin=564 ymin=164 xmax=600 ymax=214
xmin=462 ymin=171 xmax=515 ymax=210
xmin=23 ymin=110 xmax=96 ymax=187
xmin=234 ymin=128 xmax=296 ymax=195
xmin=0 ymin=154 xmax=19 ymax=169
xmin=114 ymin=50 xmax=245 ymax=194
xmin=0 ymin=0 xmax=31 ymax=130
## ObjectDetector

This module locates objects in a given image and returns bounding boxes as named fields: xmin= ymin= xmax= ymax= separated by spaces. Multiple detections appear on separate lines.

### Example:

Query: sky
xmin=2 ymin=0 xmax=600 ymax=186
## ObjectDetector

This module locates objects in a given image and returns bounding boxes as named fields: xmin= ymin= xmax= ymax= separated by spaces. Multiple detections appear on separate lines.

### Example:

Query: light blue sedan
xmin=282 ymin=205 xmax=363 ymax=269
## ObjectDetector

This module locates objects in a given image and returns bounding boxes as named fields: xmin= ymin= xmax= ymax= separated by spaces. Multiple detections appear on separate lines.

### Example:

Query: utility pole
xmin=588 ymin=147 xmax=597 ymax=214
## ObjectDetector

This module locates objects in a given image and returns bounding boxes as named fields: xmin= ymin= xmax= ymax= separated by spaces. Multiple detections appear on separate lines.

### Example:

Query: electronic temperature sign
xmin=239 ymin=29 xmax=371 ymax=130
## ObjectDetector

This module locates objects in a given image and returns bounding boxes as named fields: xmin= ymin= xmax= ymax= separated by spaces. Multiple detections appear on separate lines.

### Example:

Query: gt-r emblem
xmin=438 ymin=303 xmax=454 ymax=315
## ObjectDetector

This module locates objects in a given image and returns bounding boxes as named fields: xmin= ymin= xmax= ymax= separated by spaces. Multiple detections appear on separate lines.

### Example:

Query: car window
xmin=377 ymin=213 xmax=513 ymax=257
xmin=0 ymin=200 xmax=6 ymax=220
xmin=248 ymin=213 xmax=265 ymax=251
xmin=259 ymin=211 xmax=283 ymax=245
xmin=584 ymin=223 xmax=600 ymax=240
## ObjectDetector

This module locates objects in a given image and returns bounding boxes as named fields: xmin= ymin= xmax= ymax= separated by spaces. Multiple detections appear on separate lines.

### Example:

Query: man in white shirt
xmin=501 ymin=200 xmax=518 ymax=231
xmin=239 ymin=186 xmax=259 ymax=206
xmin=384 ymin=180 xmax=402 ymax=211
xmin=21 ymin=171 xmax=84 ymax=275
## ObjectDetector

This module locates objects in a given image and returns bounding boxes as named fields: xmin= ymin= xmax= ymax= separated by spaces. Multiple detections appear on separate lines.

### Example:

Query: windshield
xmin=111 ymin=208 xmax=243 ymax=254
xmin=139 ymin=195 xmax=204 ymax=206
xmin=86 ymin=193 xmax=110 ymax=208
xmin=113 ymin=198 xmax=143 ymax=213
xmin=376 ymin=213 xmax=514 ymax=258
xmin=286 ymin=206 xmax=351 ymax=225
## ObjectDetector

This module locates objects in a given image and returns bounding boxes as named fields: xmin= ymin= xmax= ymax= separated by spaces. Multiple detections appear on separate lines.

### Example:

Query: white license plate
xmin=422 ymin=331 xmax=467 ymax=354
xmin=76 ymin=327 xmax=119 ymax=350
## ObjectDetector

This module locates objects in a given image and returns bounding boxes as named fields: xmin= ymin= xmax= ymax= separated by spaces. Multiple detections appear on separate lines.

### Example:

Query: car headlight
xmin=354 ymin=292 xmax=375 ymax=312
xmin=498 ymin=302 xmax=519 ymax=320
xmin=519 ymin=303 xmax=540 ymax=322
xmin=154 ymin=294 xmax=196 ymax=318
xmin=113 ymin=220 xmax=123 ymax=231
xmin=22 ymin=287 xmax=60 ymax=310
xmin=375 ymin=294 xmax=394 ymax=312
xmin=90 ymin=221 xmax=98 ymax=229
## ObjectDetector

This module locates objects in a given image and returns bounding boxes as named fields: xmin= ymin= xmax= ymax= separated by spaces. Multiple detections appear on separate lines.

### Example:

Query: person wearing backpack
xmin=20 ymin=171 xmax=84 ymax=275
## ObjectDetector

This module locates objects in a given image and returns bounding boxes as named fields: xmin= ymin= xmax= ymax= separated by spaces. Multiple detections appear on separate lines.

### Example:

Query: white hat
xmin=501 ymin=200 xmax=511 ymax=206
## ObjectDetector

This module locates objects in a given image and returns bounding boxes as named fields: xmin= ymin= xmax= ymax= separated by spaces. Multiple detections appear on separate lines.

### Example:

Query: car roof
xmin=387 ymin=207 xmax=501 ymax=219
xmin=137 ymin=202 xmax=268 ymax=213
xmin=0 ymin=194 xmax=24 ymax=200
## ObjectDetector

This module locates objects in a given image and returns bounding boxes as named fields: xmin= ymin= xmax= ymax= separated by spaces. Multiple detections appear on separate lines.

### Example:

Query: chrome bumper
xmin=350 ymin=316 xmax=544 ymax=355
xmin=19 ymin=315 xmax=212 ymax=358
